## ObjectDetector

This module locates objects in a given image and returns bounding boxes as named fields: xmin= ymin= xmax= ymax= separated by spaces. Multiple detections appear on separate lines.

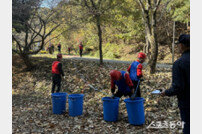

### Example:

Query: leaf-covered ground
xmin=12 ymin=55 xmax=182 ymax=134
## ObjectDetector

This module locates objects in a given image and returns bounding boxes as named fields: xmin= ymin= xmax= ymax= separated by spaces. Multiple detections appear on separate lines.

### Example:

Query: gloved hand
xmin=160 ymin=89 xmax=166 ymax=97
xmin=61 ymin=76 xmax=65 ymax=81
xmin=111 ymin=88 xmax=115 ymax=94
xmin=130 ymin=94 xmax=136 ymax=100
xmin=130 ymin=87 xmax=135 ymax=94
xmin=110 ymin=94 xmax=115 ymax=99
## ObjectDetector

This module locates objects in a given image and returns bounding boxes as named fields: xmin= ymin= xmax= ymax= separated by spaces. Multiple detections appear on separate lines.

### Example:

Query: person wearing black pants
xmin=79 ymin=42 xmax=83 ymax=57
xmin=110 ymin=70 xmax=134 ymax=99
xmin=161 ymin=34 xmax=190 ymax=134
xmin=127 ymin=52 xmax=146 ymax=98
xmin=52 ymin=74 xmax=62 ymax=93
xmin=180 ymin=108 xmax=190 ymax=134
xmin=51 ymin=54 xmax=64 ymax=93
xmin=57 ymin=43 xmax=61 ymax=52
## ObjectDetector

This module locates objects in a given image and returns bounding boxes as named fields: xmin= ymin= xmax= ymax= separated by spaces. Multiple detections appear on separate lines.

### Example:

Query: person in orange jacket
xmin=79 ymin=42 xmax=83 ymax=57
xmin=110 ymin=70 xmax=134 ymax=98
xmin=127 ymin=52 xmax=146 ymax=98
xmin=51 ymin=54 xmax=64 ymax=93
xmin=68 ymin=47 xmax=71 ymax=55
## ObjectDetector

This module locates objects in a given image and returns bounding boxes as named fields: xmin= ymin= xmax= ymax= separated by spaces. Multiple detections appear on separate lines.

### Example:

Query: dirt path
xmin=63 ymin=55 xmax=173 ymax=68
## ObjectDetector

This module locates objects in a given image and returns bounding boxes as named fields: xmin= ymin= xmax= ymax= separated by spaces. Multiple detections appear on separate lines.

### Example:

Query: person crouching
xmin=110 ymin=70 xmax=134 ymax=98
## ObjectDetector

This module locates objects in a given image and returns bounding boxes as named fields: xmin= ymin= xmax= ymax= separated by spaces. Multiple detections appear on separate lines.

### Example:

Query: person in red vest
xmin=51 ymin=54 xmax=64 ymax=93
xmin=79 ymin=42 xmax=83 ymax=57
xmin=127 ymin=52 xmax=146 ymax=98
xmin=68 ymin=47 xmax=71 ymax=55
xmin=110 ymin=70 xmax=134 ymax=98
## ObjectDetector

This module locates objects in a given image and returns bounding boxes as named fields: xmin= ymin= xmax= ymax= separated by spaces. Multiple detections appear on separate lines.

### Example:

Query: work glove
xmin=130 ymin=93 xmax=136 ymax=100
xmin=111 ymin=88 xmax=115 ymax=94
xmin=110 ymin=94 xmax=115 ymax=99
xmin=130 ymin=87 xmax=135 ymax=94
xmin=159 ymin=89 xmax=166 ymax=97
xmin=61 ymin=76 xmax=65 ymax=81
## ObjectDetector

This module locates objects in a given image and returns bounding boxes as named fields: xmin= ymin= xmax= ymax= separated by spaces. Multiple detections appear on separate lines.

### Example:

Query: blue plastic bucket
xmin=124 ymin=97 xmax=145 ymax=125
xmin=68 ymin=94 xmax=84 ymax=117
xmin=51 ymin=92 xmax=67 ymax=114
xmin=102 ymin=97 xmax=120 ymax=122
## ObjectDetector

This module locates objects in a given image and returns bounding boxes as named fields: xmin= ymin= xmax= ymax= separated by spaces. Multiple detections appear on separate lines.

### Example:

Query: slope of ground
xmin=12 ymin=55 xmax=182 ymax=133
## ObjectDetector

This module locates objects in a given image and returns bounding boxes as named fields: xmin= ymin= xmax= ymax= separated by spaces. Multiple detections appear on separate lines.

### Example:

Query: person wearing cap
xmin=110 ymin=70 xmax=134 ymax=98
xmin=79 ymin=42 xmax=83 ymax=57
xmin=127 ymin=52 xmax=146 ymax=98
xmin=51 ymin=54 xmax=65 ymax=93
xmin=161 ymin=34 xmax=190 ymax=134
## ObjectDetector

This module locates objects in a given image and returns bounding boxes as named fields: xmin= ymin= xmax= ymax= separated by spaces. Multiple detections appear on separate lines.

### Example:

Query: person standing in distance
xmin=51 ymin=54 xmax=65 ymax=93
xmin=79 ymin=42 xmax=83 ymax=57
xmin=57 ymin=43 xmax=61 ymax=52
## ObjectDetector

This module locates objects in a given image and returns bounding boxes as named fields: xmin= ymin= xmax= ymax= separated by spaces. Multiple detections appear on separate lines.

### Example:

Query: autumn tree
xmin=66 ymin=0 xmax=124 ymax=64
xmin=12 ymin=0 xmax=61 ymax=70
xmin=136 ymin=0 xmax=163 ymax=74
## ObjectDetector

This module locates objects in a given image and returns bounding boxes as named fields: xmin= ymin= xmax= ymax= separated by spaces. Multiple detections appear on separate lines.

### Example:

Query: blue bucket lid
xmin=124 ymin=97 xmax=145 ymax=103
xmin=102 ymin=97 xmax=120 ymax=102
xmin=68 ymin=94 xmax=84 ymax=98
xmin=51 ymin=92 xmax=67 ymax=97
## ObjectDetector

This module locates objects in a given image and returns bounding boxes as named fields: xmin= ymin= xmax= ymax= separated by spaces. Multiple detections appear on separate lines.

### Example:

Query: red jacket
xmin=110 ymin=70 xmax=133 ymax=90
xmin=127 ymin=60 xmax=143 ymax=78
xmin=52 ymin=61 xmax=60 ymax=74
xmin=79 ymin=45 xmax=83 ymax=50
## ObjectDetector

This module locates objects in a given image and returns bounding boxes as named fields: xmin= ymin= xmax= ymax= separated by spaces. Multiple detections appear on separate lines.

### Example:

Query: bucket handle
xmin=132 ymin=80 xmax=141 ymax=99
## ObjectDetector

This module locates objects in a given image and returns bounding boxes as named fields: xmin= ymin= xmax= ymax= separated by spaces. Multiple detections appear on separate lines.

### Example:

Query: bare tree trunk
xmin=137 ymin=0 xmax=161 ymax=74
xmin=96 ymin=15 xmax=103 ymax=65
xmin=20 ymin=53 xmax=34 ymax=70
xmin=147 ymin=34 xmax=158 ymax=74
xmin=144 ymin=35 xmax=151 ymax=60
xmin=172 ymin=21 xmax=175 ymax=64
xmin=147 ymin=10 xmax=158 ymax=74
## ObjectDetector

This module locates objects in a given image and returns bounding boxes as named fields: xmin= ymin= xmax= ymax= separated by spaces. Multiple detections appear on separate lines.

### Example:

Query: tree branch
xmin=12 ymin=35 xmax=23 ymax=54
xmin=12 ymin=49 xmax=20 ymax=54
xmin=83 ymin=0 xmax=90 ymax=9
xmin=157 ymin=0 xmax=173 ymax=22
xmin=44 ymin=24 xmax=60 ymax=39
xmin=153 ymin=0 xmax=161 ymax=12
xmin=138 ymin=0 xmax=146 ymax=13
xmin=90 ymin=0 xmax=96 ymax=9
